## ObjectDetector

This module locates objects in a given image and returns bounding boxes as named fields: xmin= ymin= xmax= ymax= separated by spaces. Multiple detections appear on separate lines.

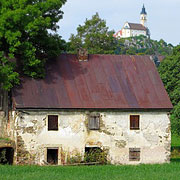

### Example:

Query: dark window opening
xmin=0 ymin=147 xmax=14 ymax=165
xmin=48 ymin=115 xmax=58 ymax=131
xmin=130 ymin=115 xmax=140 ymax=130
xmin=129 ymin=148 xmax=140 ymax=161
xmin=88 ymin=115 xmax=100 ymax=130
xmin=47 ymin=148 xmax=58 ymax=165
xmin=84 ymin=147 xmax=106 ymax=163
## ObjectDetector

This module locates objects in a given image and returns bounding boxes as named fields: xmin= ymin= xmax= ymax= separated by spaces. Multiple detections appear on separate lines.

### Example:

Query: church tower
xmin=140 ymin=4 xmax=147 ymax=27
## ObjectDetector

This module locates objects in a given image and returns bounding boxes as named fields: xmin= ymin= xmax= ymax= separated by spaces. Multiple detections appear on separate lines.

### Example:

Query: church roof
xmin=12 ymin=54 xmax=172 ymax=110
xmin=113 ymin=30 xmax=122 ymax=38
xmin=128 ymin=23 xmax=147 ymax=31
xmin=141 ymin=4 xmax=147 ymax=15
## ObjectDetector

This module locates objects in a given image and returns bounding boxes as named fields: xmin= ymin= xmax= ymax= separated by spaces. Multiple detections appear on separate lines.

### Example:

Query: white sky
xmin=58 ymin=0 xmax=180 ymax=45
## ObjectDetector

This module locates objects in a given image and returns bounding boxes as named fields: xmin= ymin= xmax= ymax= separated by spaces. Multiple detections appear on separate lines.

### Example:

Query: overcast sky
xmin=58 ymin=0 xmax=180 ymax=45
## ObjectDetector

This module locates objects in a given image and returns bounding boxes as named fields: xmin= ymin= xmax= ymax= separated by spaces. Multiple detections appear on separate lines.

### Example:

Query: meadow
xmin=1 ymin=160 xmax=180 ymax=180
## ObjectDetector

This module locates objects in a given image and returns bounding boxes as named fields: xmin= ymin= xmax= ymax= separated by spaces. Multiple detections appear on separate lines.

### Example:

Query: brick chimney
xmin=77 ymin=48 xmax=88 ymax=61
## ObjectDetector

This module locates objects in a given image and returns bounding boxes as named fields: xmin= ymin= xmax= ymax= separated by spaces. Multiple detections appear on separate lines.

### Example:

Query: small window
xmin=88 ymin=114 xmax=100 ymax=130
xmin=48 ymin=115 xmax=58 ymax=131
xmin=129 ymin=148 xmax=140 ymax=161
xmin=130 ymin=115 xmax=140 ymax=130
xmin=47 ymin=148 xmax=58 ymax=165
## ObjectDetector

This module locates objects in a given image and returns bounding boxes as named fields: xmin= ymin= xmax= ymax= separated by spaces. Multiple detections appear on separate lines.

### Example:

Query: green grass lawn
xmin=1 ymin=162 xmax=180 ymax=180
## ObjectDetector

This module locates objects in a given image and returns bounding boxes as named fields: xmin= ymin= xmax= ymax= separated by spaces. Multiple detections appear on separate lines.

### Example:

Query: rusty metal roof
xmin=12 ymin=54 xmax=173 ymax=109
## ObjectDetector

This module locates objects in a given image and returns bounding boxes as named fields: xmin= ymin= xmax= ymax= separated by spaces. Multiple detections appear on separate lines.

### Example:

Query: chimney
xmin=77 ymin=48 xmax=88 ymax=62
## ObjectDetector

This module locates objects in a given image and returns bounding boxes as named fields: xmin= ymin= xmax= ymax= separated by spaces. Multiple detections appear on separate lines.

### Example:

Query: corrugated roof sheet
xmin=128 ymin=23 xmax=147 ymax=31
xmin=12 ymin=54 xmax=173 ymax=109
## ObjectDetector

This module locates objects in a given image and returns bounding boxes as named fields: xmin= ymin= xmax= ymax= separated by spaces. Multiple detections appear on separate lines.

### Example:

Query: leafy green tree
xmin=0 ymin=0 xmax=66 ymax=90
xmin=126 ymin=47 xmax=136 ymax=55
xmin=158 ymin=46 xmax=180 ymax=105
xmin=158 ymin=45 xmax=180 ymax=135
xmin=68 ymin=13 xmax=117 ymax=54
xmin=171 ymin=102 xmax=180 ymax=135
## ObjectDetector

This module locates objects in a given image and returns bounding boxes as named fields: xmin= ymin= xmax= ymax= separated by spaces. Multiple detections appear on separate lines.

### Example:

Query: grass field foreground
xmin=1 ymin=161 xmax=180 ymax=180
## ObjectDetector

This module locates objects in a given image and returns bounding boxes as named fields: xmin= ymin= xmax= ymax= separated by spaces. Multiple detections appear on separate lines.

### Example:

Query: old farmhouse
xmin=0 ymin=54 xmax=172 ymax=165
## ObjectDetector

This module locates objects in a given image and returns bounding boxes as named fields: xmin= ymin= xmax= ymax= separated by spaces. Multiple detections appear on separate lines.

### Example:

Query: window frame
xmin=43 ymin=145 xmax=61 ymax=165
xmin=130 ymin=115 xmax=140 ymax=130
xmin=129 ymin=148 xmax=140 ymax=161
xmin=88 ymin=114 xmax=100 ymax=130
xmin=47 ymin=115 xmax=59 ymax=131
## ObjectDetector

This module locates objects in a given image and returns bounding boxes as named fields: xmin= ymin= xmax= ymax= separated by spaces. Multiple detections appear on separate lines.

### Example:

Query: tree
xmin=158 ymin=45 xmax=180 ymax=135
xmin=0 ymin=0 xmax=66 ymax=90
xmin=68 ymin=13 xmax=117 ymax=54
xmin=171 ymin=102 xmax=180 ymax=135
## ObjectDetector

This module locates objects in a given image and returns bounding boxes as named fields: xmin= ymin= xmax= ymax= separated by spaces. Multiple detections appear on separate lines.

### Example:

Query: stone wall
xmin=13 ymin=110 xmax=171 ymax=165
xmin=0 ymin=88 xmax=8 ymax=138
xmin=0 ymin=111 xmax=5 ymax=137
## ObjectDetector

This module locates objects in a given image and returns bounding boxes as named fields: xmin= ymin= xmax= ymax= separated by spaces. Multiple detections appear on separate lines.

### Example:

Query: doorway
xmin=47 ymin=148 xmax=58 ymax=165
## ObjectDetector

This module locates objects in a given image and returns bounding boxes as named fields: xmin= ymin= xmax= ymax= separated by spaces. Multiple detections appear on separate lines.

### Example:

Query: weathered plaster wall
xmin=0 ymin=111 xmax=5 ymax=137
xmin=131 ymin=30 xmax=147 ymax=37
xmin=13 ymin=110 xmax=171 ymax=165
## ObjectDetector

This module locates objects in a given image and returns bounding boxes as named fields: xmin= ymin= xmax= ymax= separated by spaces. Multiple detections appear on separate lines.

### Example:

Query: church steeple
xmin=141 ymin=4 xmax=147 ymax=15
xmin=140 ymin=4 xmax=147 ymax=27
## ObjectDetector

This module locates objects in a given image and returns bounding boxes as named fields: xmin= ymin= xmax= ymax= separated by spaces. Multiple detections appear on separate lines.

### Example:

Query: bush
xmin=84 ymin=148 xmax=108 ymax=164
xmin=66 ymin=148 xmax=109 ymax=165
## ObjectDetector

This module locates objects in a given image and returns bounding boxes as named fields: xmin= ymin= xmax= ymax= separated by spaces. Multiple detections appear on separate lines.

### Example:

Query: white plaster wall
xmin=122 ymin=29 xmax=131 ymax=38
xmin=13 ymin=110 xmax=171 ymax=165
xmin=121 ymin=29 xmax=147 ymax=38
xmin=140 ymin=14 xmax=147 ymax=27
xmin=131 ymin=30 xmax=146 ymax=37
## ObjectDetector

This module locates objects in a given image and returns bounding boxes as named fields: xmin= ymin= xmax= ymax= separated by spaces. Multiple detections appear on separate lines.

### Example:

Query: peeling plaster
xmin=11 ymin=110 xmax=171 ymax=165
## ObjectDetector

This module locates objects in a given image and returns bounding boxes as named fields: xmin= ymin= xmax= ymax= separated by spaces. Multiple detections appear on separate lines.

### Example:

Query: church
xmin=114 ymin=5 xmax=150 ymax=38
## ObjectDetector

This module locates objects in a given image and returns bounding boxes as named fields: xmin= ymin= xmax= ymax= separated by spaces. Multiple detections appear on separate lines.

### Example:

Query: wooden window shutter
xmin=130 ymin=115 xmax=140 ymax=130
xmin=94 ymin=115 xmax=100 ymax=130
xmin=88 ymin=116 xmax=94 ymax=129
xmin=129 ymin=148 xmax=140 ymax=161
xmin=48 ymin=115 xmax=58 ymax=131
xmin=88 ymin=114 xmax=100 ymax=130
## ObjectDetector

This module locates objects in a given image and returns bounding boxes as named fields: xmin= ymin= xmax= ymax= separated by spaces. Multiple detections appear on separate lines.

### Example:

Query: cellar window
xmin=129 ymin=148 xmax=140 ymax=161
xmin=85 ymin=147 xmax=103 ymax=163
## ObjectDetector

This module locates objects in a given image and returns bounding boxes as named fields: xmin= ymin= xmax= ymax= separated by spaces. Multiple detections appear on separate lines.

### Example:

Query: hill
xmin=115 ymin=35 xmax=173 ymax=56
